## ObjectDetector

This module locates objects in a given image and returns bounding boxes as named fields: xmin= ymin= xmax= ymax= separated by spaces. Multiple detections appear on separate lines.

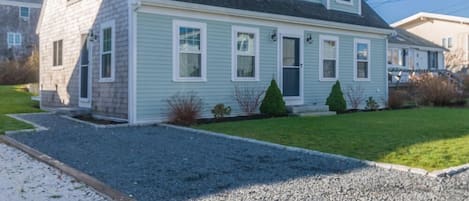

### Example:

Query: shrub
xmin=234 ymin=85 xmax=265 ymax=115
xmin=211 ymin=104 xmax=231 ymax=119
xmin=365 ymin=97 xmax=380 ymax=111
xmin=388 ymin=90 xmax=407 ymax=109
xmin=411 ymin=74 xmax=458 ymax=106
xmin=166 ymin=92 xmax=203 ymax=126
xmin=0 ymin=48 xmax=39 ymax=85
xmin=260 ymin=79 xmax=286 ymax=116
xmin=326 ymin=81 xmax=347 ymax=113
xmin=346 ymin=85 xmax=365 ymax=109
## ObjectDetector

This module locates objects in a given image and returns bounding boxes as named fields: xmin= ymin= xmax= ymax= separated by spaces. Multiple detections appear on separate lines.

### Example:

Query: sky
xmin=367 ymin=0 xmax=469 ymax=24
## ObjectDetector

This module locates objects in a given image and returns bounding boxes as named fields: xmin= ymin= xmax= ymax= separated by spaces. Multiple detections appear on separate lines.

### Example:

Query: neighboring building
xmin=0 ymin=0 xmax=42 ymax=61
xmin=392 ymin=12 xmax=469 ymax=70
xmin=37 ymin=0 xmax=393 ymax=124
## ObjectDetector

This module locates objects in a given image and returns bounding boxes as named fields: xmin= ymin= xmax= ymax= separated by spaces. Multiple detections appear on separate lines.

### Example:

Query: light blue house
xmin=37 ymin=0 xmax=393 ymax=124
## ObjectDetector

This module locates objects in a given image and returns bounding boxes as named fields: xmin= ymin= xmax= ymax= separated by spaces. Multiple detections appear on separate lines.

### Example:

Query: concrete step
xmin=52 ymin=107 xmax=92 ymax=117
xmin=295 ymin=111 xmax=336 ymax=117
xmin=287 ymin=105 xmax=330 ymax=114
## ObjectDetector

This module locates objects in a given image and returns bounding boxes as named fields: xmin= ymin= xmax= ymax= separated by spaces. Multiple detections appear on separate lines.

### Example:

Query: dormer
xmin=304 ymin=0 xmax=363 ymax=15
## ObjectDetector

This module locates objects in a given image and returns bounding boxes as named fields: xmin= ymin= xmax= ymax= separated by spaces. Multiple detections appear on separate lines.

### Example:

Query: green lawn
xmin=0 ymin=85 xmax=42 ymax=134
xmin=196 ymin=108 xmax=469 ymax=171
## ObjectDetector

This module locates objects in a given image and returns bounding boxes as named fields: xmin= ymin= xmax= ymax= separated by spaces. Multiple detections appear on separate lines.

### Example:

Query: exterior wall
xmin=135 ymin=11 xmax=388 ymax=122
xmin=0 ymin=0 xmax=41 ymax=61
xmin=398 ymin=19 xmax=469 ymax=66
xmin=38 ymin=0 xmax=129 ymax=119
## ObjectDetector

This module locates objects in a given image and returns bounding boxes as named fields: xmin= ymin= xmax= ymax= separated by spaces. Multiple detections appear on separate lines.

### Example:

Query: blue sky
xmin=367 ymin=0 xmax=469 ymax=23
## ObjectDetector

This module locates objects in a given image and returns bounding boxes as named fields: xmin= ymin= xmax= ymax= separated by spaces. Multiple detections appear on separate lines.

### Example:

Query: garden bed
xmin=73 ymin=115 xmax=127 ymax=125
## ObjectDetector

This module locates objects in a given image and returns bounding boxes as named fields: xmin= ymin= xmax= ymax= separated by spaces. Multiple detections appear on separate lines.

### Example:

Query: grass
xmin=0 ymin=85 xmax=42 ymax=134
xmin=195 ymin=108 xmax=469 ymax=171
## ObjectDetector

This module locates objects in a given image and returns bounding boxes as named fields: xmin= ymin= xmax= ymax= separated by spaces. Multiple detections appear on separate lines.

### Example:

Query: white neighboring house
xmin=387 ymin=28 xmax=446 ymax=84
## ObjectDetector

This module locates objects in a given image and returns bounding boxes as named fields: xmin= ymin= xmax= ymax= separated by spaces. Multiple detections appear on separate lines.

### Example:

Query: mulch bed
xmin=73 ymin=115 xmax=127 ymax=125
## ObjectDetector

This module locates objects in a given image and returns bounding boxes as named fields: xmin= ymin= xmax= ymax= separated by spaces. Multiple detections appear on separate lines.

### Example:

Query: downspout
xmin=128 ymin=0 xmax=141 ymax=124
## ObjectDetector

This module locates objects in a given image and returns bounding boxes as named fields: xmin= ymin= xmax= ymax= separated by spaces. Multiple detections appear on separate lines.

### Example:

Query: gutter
xmin=140 ymin=0 xmax=394 ymax=36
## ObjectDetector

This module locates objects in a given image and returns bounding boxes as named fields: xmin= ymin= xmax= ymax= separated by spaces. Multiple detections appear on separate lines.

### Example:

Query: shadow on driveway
xmin=9 ymin=114 xmax=368 ymax=201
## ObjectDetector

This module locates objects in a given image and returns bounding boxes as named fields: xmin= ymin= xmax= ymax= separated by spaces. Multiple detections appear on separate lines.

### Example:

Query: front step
xmin=52 ymin=107 xmax=92 ymax=117
xmin=287 ymin=105 xmax=336 ymax=117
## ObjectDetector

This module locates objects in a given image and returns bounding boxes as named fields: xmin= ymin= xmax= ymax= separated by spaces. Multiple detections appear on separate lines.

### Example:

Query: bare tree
xmin=346 ymin=85 xmax=365 ymax=110
xmin=445 ymin=48 xmax=467 ymax=72
xmin=234 ymin=85 xmax=265 ymax=115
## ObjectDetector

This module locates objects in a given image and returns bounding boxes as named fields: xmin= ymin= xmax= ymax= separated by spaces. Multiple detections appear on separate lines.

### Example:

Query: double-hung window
xmin=319 ymin=35 xmax=339 ymax=81
xmin=232 ymin=26 xmax=259 ymax=81
xmin=7 ymin=32 xmax=21 ymax=48
xmin=19 ymin=7 xmax=30 ymax=20
xmin=53 ymin=40 xmax=63 ymax=67
xmin=173 ymin=20 xmax=207 ymax=82
xmin=428 ymin=51 xmax=438 ymax=69
xmin=100 ymin=20 xmax=115 ymax=82
xmin=354 ymin=39 xmax=371 ymax=81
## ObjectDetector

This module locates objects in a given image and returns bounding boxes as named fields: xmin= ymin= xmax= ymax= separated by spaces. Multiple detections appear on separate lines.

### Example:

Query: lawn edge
xmin=0 ymin=135 xmax=135 ymax=201
xmin=162 ymin=123 xmax=468 ymax=178
xmin=4 ymin=113 xmax=49 ymax=134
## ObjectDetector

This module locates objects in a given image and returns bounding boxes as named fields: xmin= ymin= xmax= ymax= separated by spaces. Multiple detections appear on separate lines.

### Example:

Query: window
xmin=53 ymin=40 xmax=63 ymax=67
xmin=428 ymin=51 xmax=438 ymax=69
xmin=354 ymin=39 xmax=370 ymax=81
xmin=19 ymin=7 xmax=29 ymax=19
xmin=319 ymin=35 xmax=339 ymax=81
xmin=387 ymin=48 xmax=406 ymax=67
xmin=336 ymin=0 xmax=353 ymax=5
xmin=442 ymin=37 xmax=453 ymax=48
xmin=447 ymin=37 xmax=453 ymax=48
xmin=100 ymin=20 xmax=115 ymax=81
xmin=442 ymin=38 xmax=447 ymax=48
xmin=232 ymin=26 xmax=259 ymax=81
xmin=7 ymin=32 xmax=21 ymax=48
xmin=173 ymin=20 xmax=207 ymax=82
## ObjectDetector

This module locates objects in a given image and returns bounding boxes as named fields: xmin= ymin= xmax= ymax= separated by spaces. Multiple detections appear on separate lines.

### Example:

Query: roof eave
xmin=140 ymin=0 xmax=393 ymax=35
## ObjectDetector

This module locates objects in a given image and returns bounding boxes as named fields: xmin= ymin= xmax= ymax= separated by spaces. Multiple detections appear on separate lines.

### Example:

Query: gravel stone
xmin=0 ymin=143 xmax=108 ymax=201
xmin=9 ymin=114 xmax=469 ymax=201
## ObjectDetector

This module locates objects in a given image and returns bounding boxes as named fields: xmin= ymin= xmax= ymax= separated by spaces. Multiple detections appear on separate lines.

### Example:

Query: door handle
xmin=300 ymin=64 xmax=303 ymax=68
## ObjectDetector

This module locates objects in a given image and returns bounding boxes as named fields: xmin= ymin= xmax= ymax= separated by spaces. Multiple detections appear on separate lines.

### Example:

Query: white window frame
xmin=231 ymin=26 xmax=260 ymax=82
xmin=319 ymin=35 xmax=339 ymax=81
xmin=172 ymin=20 xmax=207 ymax=82
xmin=336 ymin=0 xmax=353 ymax=6
xmin=7 ymin=32 xmax=21 ymax=48
xmin=354 ymin=38 xmax=371 ymax=81
xmin=19 ymin=7 xmax=30 ymax=19
xmin=99 ymin=20 xmax=115 ymax=82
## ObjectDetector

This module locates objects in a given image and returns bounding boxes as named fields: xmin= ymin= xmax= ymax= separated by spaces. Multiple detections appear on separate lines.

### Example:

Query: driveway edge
xmin=5 ymin=113 xmax=49 ymax=134
xmin=0 ymin=135 xmax=135 ymax=201
xmin=161 ymin=124 xmax=468 ymax=178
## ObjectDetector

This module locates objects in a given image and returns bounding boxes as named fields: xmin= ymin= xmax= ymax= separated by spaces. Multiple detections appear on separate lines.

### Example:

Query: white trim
xmin=392 ymin=12 xmax=469 ymax=27
xmin=358 ymin=0 xmax=362 ymax=15
xmin=319 ymin=35 xmax=339 ymax=81
xmin=326 ymin=0 xmax=330 ymax=10
xmin=335 ymin=0 xmax=353 ymax=6
xmin=51 ymin=39 xmax=63 ymax=69
xmin=140 ymin=0 xmax=393 ymax=36
xmin=0 ymin=0 xmax=41 ymax=8
xmin=128 ymin=0 xmax=138 ymax=124
xmin=99 ymin=20 xmax=116 ymax=82
xmin=354 ymin=38 xmax=371 ymax=81
xmin=172 ymin=20 xmax=207 ymax=82
xmin=231 ymin=26 xmax=260 ymax=82
xmin=385 ymin=38 xmax=389 ymax=105
xmin=278 ymin=30 xmax=304 ymax=106
xmin=78 ymin=36 xmax=92 ymax=108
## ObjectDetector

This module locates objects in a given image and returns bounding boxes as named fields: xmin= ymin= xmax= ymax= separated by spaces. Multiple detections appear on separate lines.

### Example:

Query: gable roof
xmin=388 ymin=28 xmax=446 ymax=51
xmin=392 ymin=12 xmax=469 ymax=27
xmin=171 ymin=0 xmax=391 ymax=30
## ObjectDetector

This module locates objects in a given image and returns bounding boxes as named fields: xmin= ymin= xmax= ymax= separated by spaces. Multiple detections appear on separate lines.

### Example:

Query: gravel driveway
xmin=0 ymin=143 xmax=108 ymax=201
xmin=8 ymin=114 xmax=469 ymax=201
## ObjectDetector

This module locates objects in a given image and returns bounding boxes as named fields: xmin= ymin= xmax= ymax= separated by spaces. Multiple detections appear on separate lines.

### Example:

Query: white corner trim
xmin=99 ymin=20 xmax=116 ymax=82
xmin=335 ymin=0 xmax=353 ymax=6
xmin=172 ymin=19 xmax=207 ymax=82
xmin=231 ymin=26 xmax=260 ymax=82
xmin=326 ymin=0 xmax=330 ymax=10
xmin=128 ymin=0 xmax=138 ymax=124
xmin=319 ymin=35 xmax=339 ymax=81
xmin=353 ymin=38 xmax=371 ymax=82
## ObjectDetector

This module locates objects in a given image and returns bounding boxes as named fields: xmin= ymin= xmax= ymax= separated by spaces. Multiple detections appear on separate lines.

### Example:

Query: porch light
xmin=88 ymin=29 xmax=98 ymax=42
xmin=306 ymin=34 xmax=313 ymax=44
xmin=271 ymin=30 xmax=277 ymax=42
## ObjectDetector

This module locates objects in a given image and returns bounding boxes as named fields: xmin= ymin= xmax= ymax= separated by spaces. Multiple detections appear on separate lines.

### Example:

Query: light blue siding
xmin=135 ymin=12 xmax=387 ymax=122
xmin=329 ymin=0 xmax=360 ymax=14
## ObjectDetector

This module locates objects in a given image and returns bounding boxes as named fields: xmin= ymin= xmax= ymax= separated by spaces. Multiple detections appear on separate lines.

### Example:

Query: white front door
xmin=79 ymin=35 xmax=92 ymax=108
xmin=280 ymin=34 xmax=303 ymax=105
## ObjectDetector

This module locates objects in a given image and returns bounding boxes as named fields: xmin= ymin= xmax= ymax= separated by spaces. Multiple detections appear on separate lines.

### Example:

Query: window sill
xmin=354 ymin=78 xmax=371 ymax=82
xmin=232 ymin=78 xmax=260 ymax=82
xmin=173 ymin=78 xmax=207 ymax=82
xmin=51 ymin=66 xmax=64 ymax=71
xmin=99 ymin=78 xmax=115 ymax=83
xmin=319 ymin=78 xmax=338 ymax=82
